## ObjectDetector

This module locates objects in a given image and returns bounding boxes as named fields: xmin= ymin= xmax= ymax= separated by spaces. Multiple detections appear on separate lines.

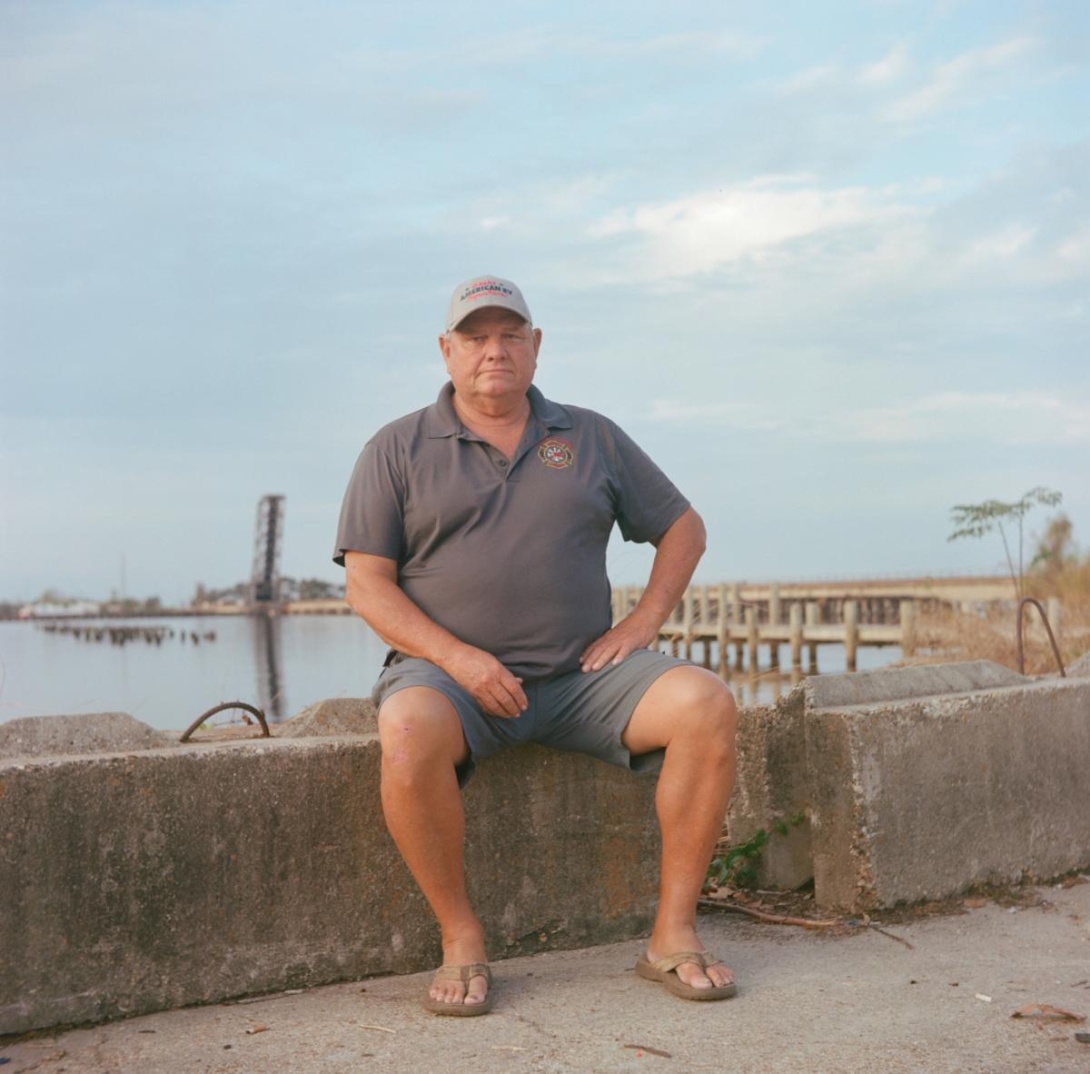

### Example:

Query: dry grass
xmin=906 ymin=561 xmax=1090 ymax=676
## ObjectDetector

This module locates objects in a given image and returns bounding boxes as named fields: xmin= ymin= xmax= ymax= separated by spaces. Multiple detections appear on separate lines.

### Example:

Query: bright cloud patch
xmin=591 ymin=178 xmax=916 ymax=280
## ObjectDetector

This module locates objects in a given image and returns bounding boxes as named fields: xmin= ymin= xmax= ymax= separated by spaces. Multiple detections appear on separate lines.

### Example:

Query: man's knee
xmin=679 ymin=670 xmax=737 ymax=752
xmin=377 ymin=687 xmax=468 ymax=775
xmin=626 ymin=665 xmax=737 ymax=756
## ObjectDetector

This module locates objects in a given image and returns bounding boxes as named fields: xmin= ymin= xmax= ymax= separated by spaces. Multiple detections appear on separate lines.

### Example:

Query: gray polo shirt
xmin=334 ymin=383 xmax=690 ymax=680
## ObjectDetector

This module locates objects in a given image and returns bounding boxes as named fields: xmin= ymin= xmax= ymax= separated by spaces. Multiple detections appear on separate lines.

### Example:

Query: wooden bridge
xmin=614 ymin=575 xmax=1022 ymax=676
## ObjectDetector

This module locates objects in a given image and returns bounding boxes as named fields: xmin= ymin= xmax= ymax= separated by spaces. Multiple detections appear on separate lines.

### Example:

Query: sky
xmin=2 ymin=0 xmax=1088 ymax=606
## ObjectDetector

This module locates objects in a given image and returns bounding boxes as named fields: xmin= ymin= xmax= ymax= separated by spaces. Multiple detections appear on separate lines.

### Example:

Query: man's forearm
xmin=631 ymin=507 xmax=707 ymax=632
xmin=344 ymin=551 xmax=529 ymax=716
xmin=345 ymin=558 xmax=469 ymax=670
xmin=577 ymin=507 xmax=707 ymax=672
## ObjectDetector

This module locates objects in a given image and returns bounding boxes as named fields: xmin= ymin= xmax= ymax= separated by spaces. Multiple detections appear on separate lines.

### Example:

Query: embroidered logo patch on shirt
xmin=538 ymin=437 xmax=575 ymax=470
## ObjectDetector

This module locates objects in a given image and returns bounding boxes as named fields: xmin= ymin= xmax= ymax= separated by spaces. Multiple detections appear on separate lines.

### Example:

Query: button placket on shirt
xmin=458 ymin=431 xmax=513 ymax=479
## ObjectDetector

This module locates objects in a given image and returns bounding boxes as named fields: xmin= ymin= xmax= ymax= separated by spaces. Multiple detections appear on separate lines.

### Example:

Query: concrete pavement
xmin=5 ymin=880 xmax=1089 ymax=1074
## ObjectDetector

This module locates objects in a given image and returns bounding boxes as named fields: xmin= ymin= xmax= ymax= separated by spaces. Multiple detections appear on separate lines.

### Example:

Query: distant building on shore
xmin=18 ymin=600 xmax=102 ymax=619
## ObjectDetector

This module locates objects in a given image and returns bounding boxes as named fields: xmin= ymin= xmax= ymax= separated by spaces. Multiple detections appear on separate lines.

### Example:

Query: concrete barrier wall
xmin=0 ymin=712 xmax=661 ymax=1036
xmin=4 ymin=660 xmax=1088 ymax=1033
xmin=804 ymin=667 xmax=1090 ymax=910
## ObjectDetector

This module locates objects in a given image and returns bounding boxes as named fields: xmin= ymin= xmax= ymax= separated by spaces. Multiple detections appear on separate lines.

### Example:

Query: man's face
xmin=439 ymin=308 xmax=542 ymax=411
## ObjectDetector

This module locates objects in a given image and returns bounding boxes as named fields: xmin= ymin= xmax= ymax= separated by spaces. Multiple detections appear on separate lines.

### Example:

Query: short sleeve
xmin=332 ymin=440 xmax=406 ymax=566
xmin=603 ymin=419 xmax=690 ymax=544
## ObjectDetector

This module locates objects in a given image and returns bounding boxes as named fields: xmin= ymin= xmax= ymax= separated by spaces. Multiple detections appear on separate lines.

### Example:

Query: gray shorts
xmin=372 ymin=648 xmax=690 ymax=785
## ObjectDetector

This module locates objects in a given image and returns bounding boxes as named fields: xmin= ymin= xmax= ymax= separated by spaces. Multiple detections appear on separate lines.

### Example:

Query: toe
xmin=665 ymin=954 xmax=734 ymax=991
xmin=430 ymin=981 xmax=460 ymax=1005
xmin=675 ymin=961 xmax=714 ymax=990
xmin=706 ymin=962 xmax=735 ymax=989
xmin=463 ymin=972 xmax=489 ymax=1006
xmin=430 ymin=970 xmax=489 ymax=1008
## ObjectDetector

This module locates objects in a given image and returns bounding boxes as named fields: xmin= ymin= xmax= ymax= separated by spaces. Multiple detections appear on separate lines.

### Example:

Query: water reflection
xmin=723 ymin=666 xmax=805 ymax=707
xmin=251 ymin=613 xmax=284 ymax=722
xmin=677 ymin=637 xmax=899 ymax=707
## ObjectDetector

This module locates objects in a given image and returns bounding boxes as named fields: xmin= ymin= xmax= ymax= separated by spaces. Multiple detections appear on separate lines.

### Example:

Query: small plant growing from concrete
xmin=707 ymin=828 xmax=769 ymax=890
xmin=706 ymin=813 xmax=806 ymax=891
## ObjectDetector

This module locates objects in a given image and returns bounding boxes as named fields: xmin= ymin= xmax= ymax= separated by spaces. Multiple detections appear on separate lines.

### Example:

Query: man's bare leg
xmin=623 ymin=665 xmax=738 ymax=993
xmin=377 ymin=686 xmax=490 ymax=1009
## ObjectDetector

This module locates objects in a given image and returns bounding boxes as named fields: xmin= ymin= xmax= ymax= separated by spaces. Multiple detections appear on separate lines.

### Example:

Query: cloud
xmin=819 ymin=391 xmax=1089 ymax=446
xmin=565 ymin=136 xmax=1088 ymax=313
xmin=567 ymin=31 xmax=767 ymax=61
xmin=645 ymin=390 xmax=1090 ymax=447
xmin=781 ymin=43 xmax=912 ymax=96
xmin=884 ymin=37 xmax=1036 ymax=123
xmin=646 ymin=399 xmax=784 ymax=432
xmin=858 ymin=43 xmax=911 ymax=87
xmin=780 ymin=63 xmax=841 ymax=94
xmin=1057 ymin=225 xmax=1090 ymax=265
xmin=356 ymin=26 xmax=767 ymax=75
xmin=965 ymin=223 xmax=1036 ymax=260
xmin=778 ymin=39 xmax=914 ymax=96
xmin=589 ymin=177 xmax=918 ymax=281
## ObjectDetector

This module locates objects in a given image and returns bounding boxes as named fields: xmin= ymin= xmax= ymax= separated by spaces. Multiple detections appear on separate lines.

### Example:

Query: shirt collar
xmin=425 ymin=383 xmax=573 ymax=439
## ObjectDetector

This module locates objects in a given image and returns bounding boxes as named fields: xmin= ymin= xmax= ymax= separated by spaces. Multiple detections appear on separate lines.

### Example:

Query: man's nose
xmin=483 ymin=334 xmax=508 ymax=358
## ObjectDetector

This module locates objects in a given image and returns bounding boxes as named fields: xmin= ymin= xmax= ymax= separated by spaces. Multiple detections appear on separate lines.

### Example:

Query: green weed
xmin=707 ymin=812 xmax=807 ymax=890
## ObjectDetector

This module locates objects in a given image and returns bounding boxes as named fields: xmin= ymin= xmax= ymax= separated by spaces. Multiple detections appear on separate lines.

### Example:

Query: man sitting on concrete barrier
xmin=334 ymin=275 xmax=738 ymax=1015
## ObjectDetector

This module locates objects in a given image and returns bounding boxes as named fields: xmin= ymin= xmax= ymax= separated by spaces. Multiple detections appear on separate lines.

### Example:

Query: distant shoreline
xmin=11 ymin=577 xmax=1022 ymax=623
xmin=10 ymin=599 xmax=354 ymax=622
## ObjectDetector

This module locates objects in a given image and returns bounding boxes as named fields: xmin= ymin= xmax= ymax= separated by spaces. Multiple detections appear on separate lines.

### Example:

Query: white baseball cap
xmin=444 ymin=275 xmax=533 ymax=333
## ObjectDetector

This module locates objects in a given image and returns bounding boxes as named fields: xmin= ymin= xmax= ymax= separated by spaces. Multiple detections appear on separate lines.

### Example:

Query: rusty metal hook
xmin=179 ymin=701 xmax=271 ymax=743
xmin=1015 ymin=598 xmax=1066 ymax=678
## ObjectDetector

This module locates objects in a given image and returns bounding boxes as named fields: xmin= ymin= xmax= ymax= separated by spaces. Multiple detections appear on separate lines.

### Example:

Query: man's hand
xmin=581 ymin=508 xmax=707 ymax=674
xmin=580 ymin=612 xmax=659 ymax=673
xmin=443 ymin=645 xmax=528 ymax=718
xmin=345 ymin=552 xmax=527 ymax=717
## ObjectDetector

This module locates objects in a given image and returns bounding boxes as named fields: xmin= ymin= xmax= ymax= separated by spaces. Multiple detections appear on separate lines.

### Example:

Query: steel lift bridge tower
xmin=249 ymin=494 xmax=285 ymax=608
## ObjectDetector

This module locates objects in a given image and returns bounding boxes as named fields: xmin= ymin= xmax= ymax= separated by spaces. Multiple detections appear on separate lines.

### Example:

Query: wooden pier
xmin=615 ymin=575 xmax=1021 ymax=675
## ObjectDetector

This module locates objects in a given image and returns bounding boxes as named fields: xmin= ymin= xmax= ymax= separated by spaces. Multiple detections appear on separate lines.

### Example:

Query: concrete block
xmin=803 ymin=660 xmax=1027 ymax=709
xmin=806 ymin=673 xmax=1090 ymax=911
xmin=728 ymin=688 xmax=812 ymax=890
xmin=274 ymin=697 xmax=377 ymax=737
xmin=0 ymin=712 xmax=175 ymax=759
xmin=0 ymin=730 xmax=660 ymax=1035
xmin=1068 ymin=651 xmax=1090 ymax=677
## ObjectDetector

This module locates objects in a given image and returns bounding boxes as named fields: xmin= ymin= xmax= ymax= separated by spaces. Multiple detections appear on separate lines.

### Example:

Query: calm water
xmin=0 ymin=616 xmax=901 ymax=733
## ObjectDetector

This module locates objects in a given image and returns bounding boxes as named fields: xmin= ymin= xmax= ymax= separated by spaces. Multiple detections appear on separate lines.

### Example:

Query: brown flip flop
xmin=423 ymin=962 xmax=494 ymax=1016
xmin=635 ymin=951 xmax=737 ymax=1001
